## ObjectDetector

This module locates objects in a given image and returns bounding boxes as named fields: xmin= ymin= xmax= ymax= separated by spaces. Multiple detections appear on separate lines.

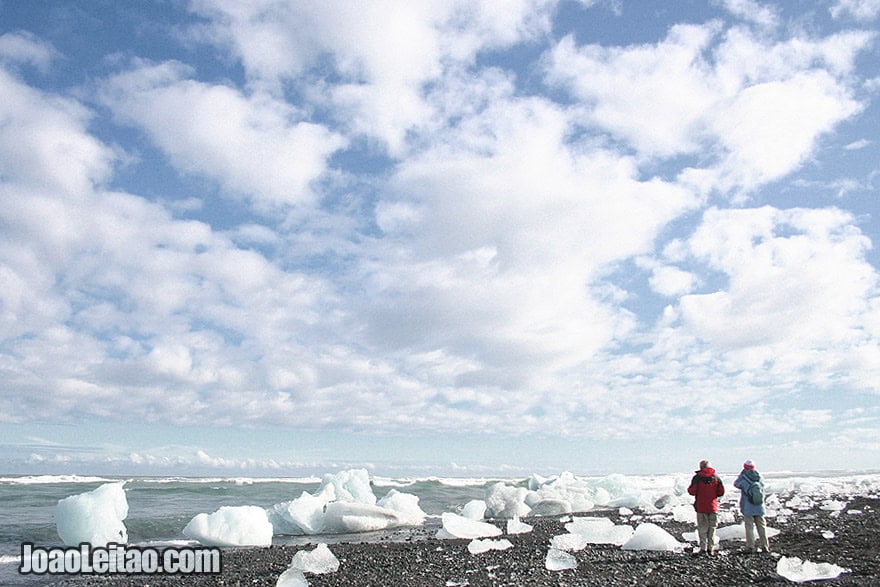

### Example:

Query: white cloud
xmin=99 ymin=60 xmax=346 ymax=209
xmin=0 ymin=31 xmax=58 ymax=72
xmin=830 ymin=0 xmax=880 ymax=20
xmin=718 ymin=0 xmax=780 ymax=28
xmin=648 ymin=265 xmax=698 ymax=297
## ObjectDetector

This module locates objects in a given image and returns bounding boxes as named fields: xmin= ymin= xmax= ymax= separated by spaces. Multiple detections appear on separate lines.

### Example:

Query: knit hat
xmin=743 ymin=460 xmax=755 ymax=470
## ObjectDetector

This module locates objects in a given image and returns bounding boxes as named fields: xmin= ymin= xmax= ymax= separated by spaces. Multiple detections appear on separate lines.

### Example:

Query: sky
xmin=1 ymin=0 xmax=879 ymax=477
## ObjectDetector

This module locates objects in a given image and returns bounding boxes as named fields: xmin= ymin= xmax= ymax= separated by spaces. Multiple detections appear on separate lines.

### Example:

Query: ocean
xmin=2 ymin=470 xmax=879 ymax=586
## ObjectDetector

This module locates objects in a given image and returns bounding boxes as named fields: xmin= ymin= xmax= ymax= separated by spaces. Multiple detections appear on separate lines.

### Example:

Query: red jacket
xmin=688 ymin=467 xmax=725 ymax=513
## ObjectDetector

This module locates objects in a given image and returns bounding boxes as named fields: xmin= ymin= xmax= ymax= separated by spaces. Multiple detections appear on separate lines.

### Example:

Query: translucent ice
xmin=621 ymin=523 xmax=684 ymax=551
xmin=377 ymin=489 xmax=427 ymax=527
xmin=56 ymin=482 xmax=129 ymax=547
xmin=506 ymin=516 xmax=533 ymax=535
xmin=565 ymin=516 xmax=634 ymax=546
xmin=276 ymin=567 xmax=308 ymax=587
xmin=183 ymin=505 xmax=273 ymax=546
xmin=715 ymin=524 xmax=781 ymax=542
xmin=549 ymin=533 xmax=588 ymax=552
xmin=545 ymin=548 xmax=577 ymax=571
xmin=323 ymin=502 xmax=402 ymax=533
xmin=290 ymin=543 xmax=339 ymax=574
xmin=316 ymin=468 xmax=376 ymax=505
xmin=436 ymin=512 xmax=502 ymax=539
xmin=776 ymin=556 xmax=849 ymax=582
xmin=467 ymin=538 xmax=513 ymax=554
xmin=268 ymin=491 xmax=326 ymax=535
xmin=461 ymin=499 xmax=487 ymax=520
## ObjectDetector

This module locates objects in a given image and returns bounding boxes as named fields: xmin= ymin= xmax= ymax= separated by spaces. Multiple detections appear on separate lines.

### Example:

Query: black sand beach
xmin=52 ymin=496 xmax=879 ymax=586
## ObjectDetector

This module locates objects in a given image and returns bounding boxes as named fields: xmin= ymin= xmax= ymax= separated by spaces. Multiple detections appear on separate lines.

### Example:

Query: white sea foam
xmin=0 ymin=474 xmax=115 ymax=485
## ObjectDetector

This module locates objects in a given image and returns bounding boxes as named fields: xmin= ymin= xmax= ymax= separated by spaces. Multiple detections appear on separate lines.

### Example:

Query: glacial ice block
xmin=322 ymin=501 xmax=402 ymax=533
xmin=436 ymin=512 xmax=503 ymax=539
xmin=621 ymin=522 xmax=684 ymax=552
xmin=183 ymin=505 xmax=273 ymax=546
xmin=290 ymin=543 xmax=340 ymax=574
xmin=56 ymin=482 xmax=128 ymax=547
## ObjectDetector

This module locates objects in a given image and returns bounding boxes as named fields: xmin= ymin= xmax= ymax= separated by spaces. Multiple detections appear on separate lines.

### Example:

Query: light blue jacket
xmin=733 ymin=469 xmax=766 ymax=516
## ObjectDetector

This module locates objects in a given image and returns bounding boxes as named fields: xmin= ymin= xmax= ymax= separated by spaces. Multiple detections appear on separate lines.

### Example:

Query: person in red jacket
xmin=688 ymin=459 xmax=725 ymax=556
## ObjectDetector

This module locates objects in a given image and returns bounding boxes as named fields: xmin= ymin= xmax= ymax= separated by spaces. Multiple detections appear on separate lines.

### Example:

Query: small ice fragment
xmin=506 ymin=516 xmax=533 ymax=535
xmin=467 ymin=538 xmax=513 ymax=554
xmin=437 ymin=512 xmax=502 ymax=539
xmin=776 ymin=556 xmax=849 ymax=583
xmin=545 ymin=548 xmax=577 ymax=571
xmin=822 ymin=531 xmax=835 ymax=539
xmin=550 ymin=533 xmax=588 ymax=552
xmin=290 ymin=543 xmax=339 ymax=574
xmin=276 ymin=567 xmax=308 ymax=587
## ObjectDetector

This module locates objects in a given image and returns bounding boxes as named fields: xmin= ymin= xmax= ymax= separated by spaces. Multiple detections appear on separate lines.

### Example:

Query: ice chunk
xmin=715 ymin=524 xmax=781 ymax=542
xmin=776 ymin=556 xmax=849 ymax=583
xmin=820 ymin=499 xmax=846 ymax=511
xmin=316 ymin=469 xmax=376 ymax=505
xmin=323 ymin=502 xmax=401 ymax=533
xmin=268 ymin=491 xmax=326 ymax=535
xmin=549 ymin=533 xmax=588 ymax=552
xmin=527 ymin=499 xmax=572 ymax=517
xmin=436 ymin=512 xmax=502 ymax=539
xmin=276 ymin=567 xmax=308 ymax=587
xmin=565 ymin=517 xmax=634 ymax=546
xmin=545 ymin=548 xmax=577 ymax=571
xmin=378 ymin=489 xmax=427 ymax=526
xmin=183 ymin=505 xmax=273 ymax=547
xmin=822 ymin=531 xmax=835 ymax=539
xmin=671 ymin=504 xmax=696 ymax=524
xmin=290 ymin=543 xmax=339 ymax=574
xmin=467 ymin=538 xmax=513 ymax=554
xmin=461 ymin=499 xmax=487 ymax=520
xmin=56 ymin=482 xmax=128 ymax=547
xmin=621 ymin=523 xmax=684 ymax=552
xmin=506 ymin=517 xmax=533 ymax=535
xmin=484 ymin=483 xmax=530 ymax=519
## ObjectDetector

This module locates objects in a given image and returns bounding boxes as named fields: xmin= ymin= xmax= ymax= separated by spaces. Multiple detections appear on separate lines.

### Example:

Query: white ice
xmin=461 ymin=499 xmax=487 ymax=520
xmin=290 ymin=543 xmax=340 ymax=574
xmin=506 ymin=516 xmax=533 ymax=535
xmin=467 ymin=538 xmax=513 ymax=554
xmin=714 ymin=524 xmax=781 ymax=542
xmin=545 ymin=548 xmax=577 ymax=571
xmin=484 ymin=482 xmax=531 ymax=519
xmin=776 ymin=556 xmax=849 ymax=583
xmin=183 ymin=505 xmax=273 ymax=546
xmin=276 ymin=567 xmax=308 ymax=587
xmin=549 ymin=533 xmax=588 ymax=552
xmin=56 ymin=482 xmax=128 ymax=547
xmin=621 ymin=523 xmax=684 ymax=552
xmin=267 ymin=469 xmax=426 ymax=536
xmin=436 ymin=512 xmax=502 ymax=539
xmin=565 ymin=516 xmax=634 ymax=546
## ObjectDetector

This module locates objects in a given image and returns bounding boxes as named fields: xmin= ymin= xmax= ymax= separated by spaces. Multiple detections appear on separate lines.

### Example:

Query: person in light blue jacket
xmin=733 ymin=460 xmax=770 ymax=552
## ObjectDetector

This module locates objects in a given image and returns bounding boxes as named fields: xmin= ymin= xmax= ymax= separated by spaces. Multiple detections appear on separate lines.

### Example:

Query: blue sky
xmin=1 ymin=0 xmax=879 ymax=477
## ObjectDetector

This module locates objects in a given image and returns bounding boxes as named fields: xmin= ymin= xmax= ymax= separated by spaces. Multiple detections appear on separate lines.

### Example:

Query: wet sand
xmin=52 ymin=496 xmax=879 ymax=586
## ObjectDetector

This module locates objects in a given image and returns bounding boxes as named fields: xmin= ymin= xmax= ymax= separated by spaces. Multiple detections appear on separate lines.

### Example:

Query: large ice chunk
xmin=56 ymin=482 xmax=128 ymax=547
xmin=565 ymin=517 xmax=633 ymax=546
xmin=377 ymin=489 xmax=427 ymax=527
xmin=776 ymin=556 xmax=849 ymax=583
xmin=290 ymin=543 xmax=340 ymax=574
xmin=484 ymin=483 xmax=530 ymax=519
xmin=323 ymin=502 xmax=401 ymax=533
xmin=183 ymin=505 xmax=273 ymax=546
xmin=268 ymin=491 xmax=326 ymax=535
xmin=461 ymin=499 xmax=487 ymax=520
xmin=436 ymin=512 xmax=502 ymax=539
xmin=621 ymin=523 xmax=684 ymax=552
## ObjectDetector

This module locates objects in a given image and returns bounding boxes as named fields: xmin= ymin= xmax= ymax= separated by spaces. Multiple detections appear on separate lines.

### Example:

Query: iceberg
xmin=545 ymin=548 xmax=577 ymax=571
xmin=467 ymin=538 xmax=513 ymax=554
xmin=776 ymin=556 xmax=849 ymax=583
xmin=56 ymin=482 xmax=128 ymax=547
xmin=621 ymin=523 xmax=684 ymax=552
xmin=436 ymin=512 xmax=502 ymax=539
xmin=377 ymin=489 xmax=427 ymax=526
xmin=315 ymin=468 xmax=376 ymax=504
xmin=183 ymin=505 xmax=273 ymax=546
xmin=268 ymin=491 xmax=326 ymax=535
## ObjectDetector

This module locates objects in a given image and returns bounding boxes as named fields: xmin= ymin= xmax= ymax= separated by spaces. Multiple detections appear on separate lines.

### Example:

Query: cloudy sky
xmin=1 ymin=0 xmax=879 ymax=477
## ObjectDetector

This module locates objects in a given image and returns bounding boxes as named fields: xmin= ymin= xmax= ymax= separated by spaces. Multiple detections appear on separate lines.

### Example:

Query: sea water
xmin=1 ymin=471 xmax=878 ymax=587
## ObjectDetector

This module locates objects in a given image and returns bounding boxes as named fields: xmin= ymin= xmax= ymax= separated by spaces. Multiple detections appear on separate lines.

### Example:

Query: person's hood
xmin=696 ymin=467 xmax=717 ymax=477
xmin=742 ymin=468 xmax=761 ymax=482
